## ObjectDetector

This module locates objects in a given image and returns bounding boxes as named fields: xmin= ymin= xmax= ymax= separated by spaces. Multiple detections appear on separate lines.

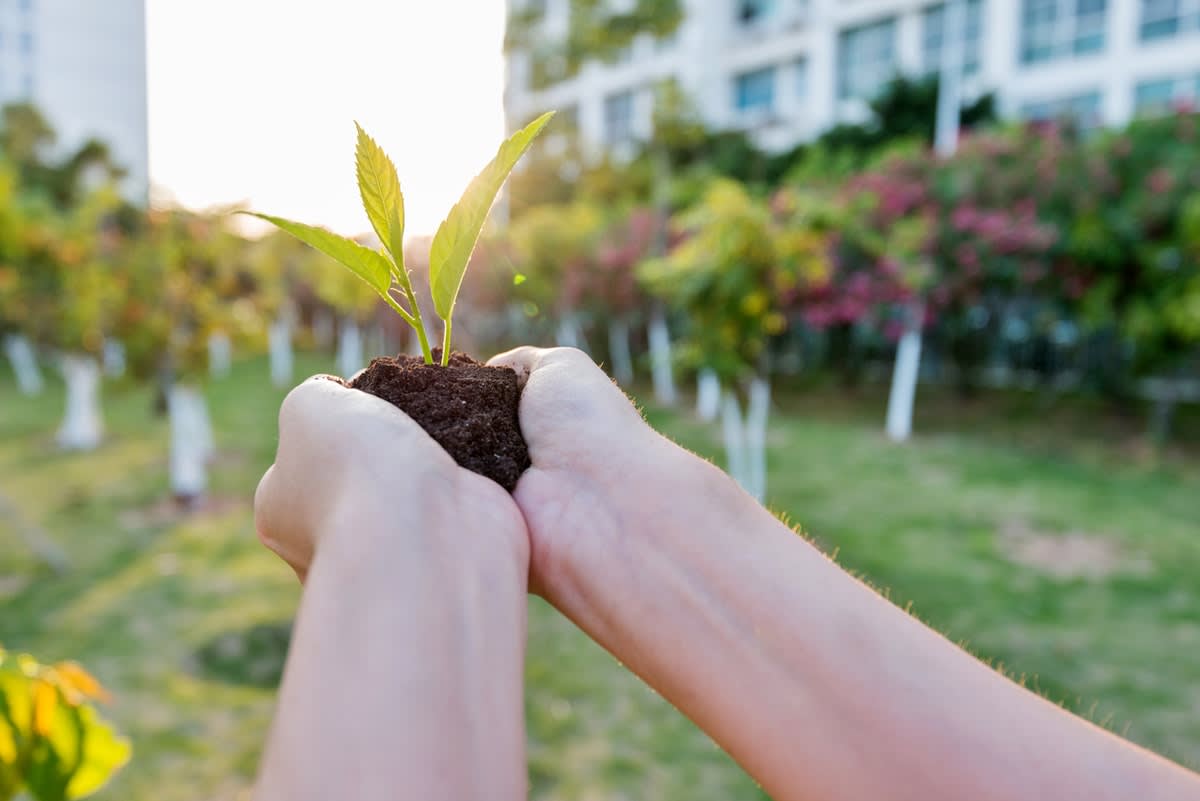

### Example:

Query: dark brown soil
xmin=349 ymin=349 xmax=529 ymax=491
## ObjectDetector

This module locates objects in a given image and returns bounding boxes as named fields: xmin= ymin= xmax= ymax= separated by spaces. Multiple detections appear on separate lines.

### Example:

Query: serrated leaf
xmin=239 ymin=212 xmax=392 ymax=297
xmin=354 ymin=122 xmax=406 ymax=276
xmin=429 ymin=111 xmax=553 ymax=321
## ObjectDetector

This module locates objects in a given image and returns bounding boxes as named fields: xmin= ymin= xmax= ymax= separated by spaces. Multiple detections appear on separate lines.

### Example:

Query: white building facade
xmin=0 ymin=0 xmax=148 ymax=202
xmin=505 ymin=0 xmax=1200 ymax=154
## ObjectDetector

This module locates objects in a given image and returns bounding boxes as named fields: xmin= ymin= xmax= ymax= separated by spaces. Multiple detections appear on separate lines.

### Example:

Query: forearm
xmin=256 ymin=504 xmax=529 ymax=801
xmin=542 ymin=445 xmax=1200 ymax=801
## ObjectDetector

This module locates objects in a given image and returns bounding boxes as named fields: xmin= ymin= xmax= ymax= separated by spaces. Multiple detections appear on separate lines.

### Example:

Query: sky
xmin=144 ymin=0 xmax=508 ymax=238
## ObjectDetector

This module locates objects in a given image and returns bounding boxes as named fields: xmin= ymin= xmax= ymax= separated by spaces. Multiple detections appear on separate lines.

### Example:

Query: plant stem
xmin=440 ymin=319 xmax=452 ymax=367
xmin=399 ymin=284 xmax=434 ymax=365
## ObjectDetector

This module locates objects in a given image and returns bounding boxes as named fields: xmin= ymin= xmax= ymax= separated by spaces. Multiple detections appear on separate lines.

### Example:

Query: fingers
xmin=487 ymin=346 xmax=541 ymax=389
xmin=487 ymin=346 xmax=601 ymax=389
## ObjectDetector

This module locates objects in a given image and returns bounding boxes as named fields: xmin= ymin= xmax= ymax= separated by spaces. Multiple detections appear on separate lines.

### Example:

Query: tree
xmin=640 ymin=179 xmax=791 ymax=499
xmin=815 ymin=75 xmax=996 ymax=161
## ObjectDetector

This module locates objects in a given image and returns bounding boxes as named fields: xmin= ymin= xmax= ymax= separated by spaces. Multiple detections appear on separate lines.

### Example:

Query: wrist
xmin=531 ymin=436 xmax=758 ymax=607
xmin=314 ymin=472 xmax=528 ymax=586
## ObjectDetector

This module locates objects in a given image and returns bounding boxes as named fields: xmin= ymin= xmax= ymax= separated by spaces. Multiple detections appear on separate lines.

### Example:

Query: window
xmin=19 ymin=0 xmax=32 ymax=11
xmin=1021 ymin=90 xmax=1103 ymax=126
xmin=1020 ymin=0 xmax=1108 ymax=64
xmin=19 ymin=31 xmax=32 ymax=55
xmin=733 ymin=66 xmax=776 ymax=115
xmin=837 ymin=18 xmax=897 ymax=101
xmin=736 ymin=0 xmax=774 ymax=26
xmin=604 ymin=90 xmax=635 ymax=145
xmin=1140 ymin=0 xmax=1200 ymax=40
xmin=1135 ymin=74 xmax=1200 ymax=115
xmin=922 ymin=0 xmax=984 ymax=75
xmin=795 ymin=58 xmax=808 ymax=102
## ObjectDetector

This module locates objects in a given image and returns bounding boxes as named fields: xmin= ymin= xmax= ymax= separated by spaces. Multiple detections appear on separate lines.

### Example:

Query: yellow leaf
xmin=56 ymin=662 xmax=112 ymax=704
xmin=32 ymin=679 xmax=57 ymax=737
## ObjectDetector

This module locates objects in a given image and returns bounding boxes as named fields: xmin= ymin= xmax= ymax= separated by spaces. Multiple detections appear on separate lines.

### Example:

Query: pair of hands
xmin=254 ymin=346 xmax=706 ymax=597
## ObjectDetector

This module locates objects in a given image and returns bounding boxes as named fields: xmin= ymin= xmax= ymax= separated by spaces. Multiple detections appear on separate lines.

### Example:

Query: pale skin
xmin=254 ymin=348 xmax=1200 ymax=801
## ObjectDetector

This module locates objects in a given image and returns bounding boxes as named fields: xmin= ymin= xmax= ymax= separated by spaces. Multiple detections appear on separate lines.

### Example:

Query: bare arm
xmin=253 ymin=377 xmax=530 ymax=801
xmin=495 ymin=346 xmax=1200 ymax=801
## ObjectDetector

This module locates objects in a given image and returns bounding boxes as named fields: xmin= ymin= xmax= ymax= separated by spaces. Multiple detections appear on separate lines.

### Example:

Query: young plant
xmin=0 ymin=647 xmax=131 ymax=801
xmin=243 ymin=112 xmax=554 ymax=367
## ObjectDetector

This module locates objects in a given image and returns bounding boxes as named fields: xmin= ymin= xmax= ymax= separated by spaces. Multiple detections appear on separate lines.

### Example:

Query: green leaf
xmin=513 ymin=273 xmax=526 ymax=285
xmin=428 ymin=111 xmax=554 ymax=321
xmin=239 ymin=212 xmax=392 ymax=297
xmin=353 ymin=123 xmax=407 ymax=278
xmin=64 ymin=706 xmax=130 ymax=800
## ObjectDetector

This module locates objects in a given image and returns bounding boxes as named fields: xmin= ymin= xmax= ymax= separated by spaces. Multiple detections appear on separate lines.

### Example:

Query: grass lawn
xmin=1 ymin=354 xmax=1198 ymax=800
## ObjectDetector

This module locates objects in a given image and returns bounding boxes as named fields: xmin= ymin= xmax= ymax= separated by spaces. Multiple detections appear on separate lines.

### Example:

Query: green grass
xmin=1 ymin=355 xmax=1198 ymax=800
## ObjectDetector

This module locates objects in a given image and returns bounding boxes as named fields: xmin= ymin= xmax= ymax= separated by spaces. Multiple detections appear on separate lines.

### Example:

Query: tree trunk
xmin=718 ymin=380 xmax=770 ymax=502
xmin=4 ymin=333 xmax=43 ymax=396
xmin=721 ymin=393 xmax=748 ymax=492
xmin=337 ymin=318 xmax=364 ymax=379
xmin=57 ymin=354 xmax=103 ymax=451
xmin=885 ymin=319 xmax=923 ymax=442
xmin=648 ymin=309 xmax=676 ymax=406
xmin=556 ymin=316 xmax=585 ymax=352
xmin=746 ymin=377 xmax=770 ymax=502
xmin=312 ymin=309 xmax=335 ymax=350
xmin=102 ymin=339 xmax=126 ymax=378
xmin=696 ymin=368 xmax=721 ymax=422
xmin=168 ymin=384 xmax=212 ymax=504
xmin=208 ymin=331 xmax=233 ymax=378
xmin=269 ymin=318 xmax=294 ymax=388
xmin=607 ymin=318 xmax=634 ymax=385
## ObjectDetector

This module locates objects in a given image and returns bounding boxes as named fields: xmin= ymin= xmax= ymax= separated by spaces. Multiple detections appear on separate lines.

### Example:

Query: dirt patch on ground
xmin=118 ymin=494 xmax=244 ymax=530
xmin=998 ymin=519 xmax=1152 ymax=580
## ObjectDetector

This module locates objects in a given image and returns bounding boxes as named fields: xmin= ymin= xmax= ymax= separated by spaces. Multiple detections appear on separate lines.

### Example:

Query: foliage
xmin=118 ymin=210 xmax=262 ymax=380
xmin=0 ymin=647 xmax=130 ymax=801
xmin=639 ymin=179 xmax=791 ymax=381
xmin=508 ymin=201 xmax=605 ymax=317
xmin=814 ymin=75 xmax=997 ymax=161
xmin=249 ymin=114 xmax=552 ymax=365
xmin=0 ymin=104 xmax=128 ymax=212
xmin=505 ymin=0 xmax=683 ymax=82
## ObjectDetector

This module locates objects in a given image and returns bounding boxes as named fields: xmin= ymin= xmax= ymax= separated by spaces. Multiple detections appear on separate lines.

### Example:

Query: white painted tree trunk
xmin=648 ymin=310 xmax=676 ymax=406
xmin=4 ymin=334 xmax=43 ymax=395
xmin=208 ymin=331 xmax=232 ymax=378
xmin=721 ymin=394 xmax=749 ymax=493
xmin=885 ymin=324 xmax=923 ymax=442
xmin=337 ymin=318 xmax=364 ymax=379
xmin=312 ymin=309 xmax=335 ymax=349
xmin=746 ymin=377 xmax=770 ymax=502
xmin=696 ymin=368 xmax=721 ymax=422
xmin=555 ymin=316 xmax=584 ymax=351
xmin=268 ymin=318 xmax=294 ymax=388
xmin=102 ymin=339 xmax=126 ymax=378
xmin=720 ymin=380 xmax=770 ymax=502
xmin=57 ymin=355 xmax=103 ymax=451
xmin=607 ymin=318 xmax=634 ymax=385
xmin=168 ymin=384 xmax=212 ymax=502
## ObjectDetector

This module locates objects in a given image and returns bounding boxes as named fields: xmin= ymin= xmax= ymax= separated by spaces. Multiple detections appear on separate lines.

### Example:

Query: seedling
xmin=243 ymin=112 xmax=554 ymax=366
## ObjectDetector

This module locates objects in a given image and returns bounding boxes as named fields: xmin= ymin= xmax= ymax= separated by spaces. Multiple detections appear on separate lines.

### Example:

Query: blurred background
xmin=1 ymin=0 xmax=1199 ymax=799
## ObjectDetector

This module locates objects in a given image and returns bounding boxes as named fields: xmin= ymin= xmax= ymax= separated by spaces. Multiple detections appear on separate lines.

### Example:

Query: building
xmin=504 ymin=0 xmax=1200 ymax=156
xmin=0 ymin=0 xmax=148 ymax=203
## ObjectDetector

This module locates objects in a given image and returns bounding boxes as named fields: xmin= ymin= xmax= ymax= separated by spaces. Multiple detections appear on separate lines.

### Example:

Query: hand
xmin=487 ymin=347 xmax=754 ymax=599
xmin=254 ymin=375 xmax=527 ymax=582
